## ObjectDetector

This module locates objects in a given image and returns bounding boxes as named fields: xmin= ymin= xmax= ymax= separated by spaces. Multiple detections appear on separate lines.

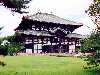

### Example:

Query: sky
xmin=0 ymin=0 xmax=96 ymax=37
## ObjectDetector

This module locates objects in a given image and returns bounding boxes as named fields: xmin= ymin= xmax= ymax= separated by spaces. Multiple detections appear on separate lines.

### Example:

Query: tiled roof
xmin=24 ymin=13 xmax=83 ymax=26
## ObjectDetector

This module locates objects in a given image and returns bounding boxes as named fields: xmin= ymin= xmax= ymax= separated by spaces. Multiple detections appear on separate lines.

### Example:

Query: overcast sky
xmin=0 ymin=0 xmax=96 ymax=37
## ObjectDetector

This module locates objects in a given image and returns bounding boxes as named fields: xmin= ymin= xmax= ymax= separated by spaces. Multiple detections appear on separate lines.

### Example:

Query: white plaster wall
xmin=26 ymin=49 xmax=32 ymax=54
xmin=69 ymin=45 xmax=75 ymax=53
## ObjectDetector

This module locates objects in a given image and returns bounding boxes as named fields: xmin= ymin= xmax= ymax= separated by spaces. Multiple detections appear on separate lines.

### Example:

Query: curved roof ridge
xmin=24 ymin=12 xmax=83 ymax=26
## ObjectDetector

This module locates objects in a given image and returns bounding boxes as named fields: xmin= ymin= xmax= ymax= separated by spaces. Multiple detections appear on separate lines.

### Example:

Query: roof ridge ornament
xmin=37 ymin=9 xmax=42 ymax=14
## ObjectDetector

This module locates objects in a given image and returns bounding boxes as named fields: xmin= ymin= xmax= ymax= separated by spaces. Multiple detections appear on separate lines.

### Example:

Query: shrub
xmin=0 ymin=61 xmax=6 ymax=67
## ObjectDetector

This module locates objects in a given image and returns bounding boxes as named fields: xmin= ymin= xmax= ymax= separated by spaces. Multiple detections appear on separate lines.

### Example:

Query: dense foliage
xmin=0 ymin=0 xmax=31 ymax=13
xmin=81 ymin=32 xmax=100 ymax=68
xmin=0 ymin=35 xmax=24 ymax=56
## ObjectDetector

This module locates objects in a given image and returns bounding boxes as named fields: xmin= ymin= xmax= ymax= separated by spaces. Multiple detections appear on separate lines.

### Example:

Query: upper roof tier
xmin=23 ymin=13 xmax=83 ymax=26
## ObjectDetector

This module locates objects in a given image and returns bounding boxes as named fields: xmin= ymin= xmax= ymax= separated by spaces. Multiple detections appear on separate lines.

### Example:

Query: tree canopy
xmin=86 ymin=0 xmax=100 ymax=16
xmin=86 ymin=0 xmax=100 ymax=30
xmin=0 ymin=0 xmax=31 ymax=13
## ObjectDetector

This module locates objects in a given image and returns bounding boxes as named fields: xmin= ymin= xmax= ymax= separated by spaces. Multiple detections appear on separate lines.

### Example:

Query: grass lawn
xmin=0 ymin=56 xmax=99 ymax=75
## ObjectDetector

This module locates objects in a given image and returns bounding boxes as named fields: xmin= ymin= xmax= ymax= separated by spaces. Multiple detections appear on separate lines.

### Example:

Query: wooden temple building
xmin=15 ymin=13 xmax=83 ymax=53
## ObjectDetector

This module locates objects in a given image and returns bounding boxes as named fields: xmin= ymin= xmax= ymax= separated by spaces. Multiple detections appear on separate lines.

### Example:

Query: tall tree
xmin=0 ymin=0 xmax=31 ymax=13
xmin=81 ymin=0 xmax=100 ymax=68
xmin=86 ymin=0 xmax=100 ymax=30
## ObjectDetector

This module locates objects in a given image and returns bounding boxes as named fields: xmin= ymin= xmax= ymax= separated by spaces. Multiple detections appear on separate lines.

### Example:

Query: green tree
xmin=81 ymin=0 xmax=100 ymax=69
xmin=81 ymin=32 xmax=100 ymax=68
xmin=0 ymin=0 xmax=32 ymax=13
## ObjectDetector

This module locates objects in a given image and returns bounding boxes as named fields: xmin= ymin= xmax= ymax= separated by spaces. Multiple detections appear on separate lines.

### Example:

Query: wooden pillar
xmin=32 ymin=36 xmax=34 ymax=53
xmin=50 ymin=37 xmax=53 ymax=53
xmin=41 ymin=37 xmax=44 ymax=53
xmin=51 ymin=40 xmax=53 ymax=53
xmin=58 ymin=37 xmax=62 ymax=53
xmin=37 ymin=45 xmax=38 ymax=53
xmin=67 ymin=38 xmax=69 ymax=53
xmin=75 ymin=39 xmax=77 ymax=53
xmin=64 ymin=38 xmax=67 ymax=53
xmin=24 ymin=35 xmax=26 ymax=53
xmin=64 ymin=38 xmax=65 ymax=44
